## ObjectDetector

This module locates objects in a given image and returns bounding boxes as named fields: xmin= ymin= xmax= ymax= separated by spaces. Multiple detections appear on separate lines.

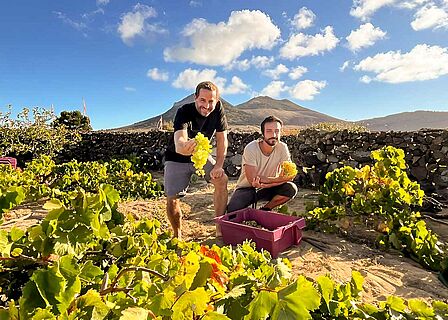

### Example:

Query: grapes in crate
xmin=241 ymin=220 xmax=269 ymax=230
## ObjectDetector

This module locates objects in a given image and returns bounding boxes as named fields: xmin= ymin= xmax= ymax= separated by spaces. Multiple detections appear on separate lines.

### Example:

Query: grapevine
xmin=307 ymin=146 xmax=448 ymax=272
xmin=281 ymin=160 xmax=298 ymax=177
xmin=0 ymin=187 xmax=447 ymax=319
xmin=0 ymin=156 xmax=163 ymax=219
xmin=1 ymin=163 xmax=448 ymax=318
xmin=191 ymin=132 xmax=212 ymax=176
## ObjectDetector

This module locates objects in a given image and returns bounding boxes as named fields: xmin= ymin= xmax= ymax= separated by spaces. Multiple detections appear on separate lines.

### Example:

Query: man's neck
xmin=259 ymin=140 xmax=275 ymax=156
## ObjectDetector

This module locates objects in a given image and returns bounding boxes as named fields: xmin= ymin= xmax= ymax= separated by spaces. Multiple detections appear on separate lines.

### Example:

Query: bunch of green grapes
xmin=191 ymin=132 xmax=212 ymax=176
xmin=281 ymin=160 xmax=298 ymax=177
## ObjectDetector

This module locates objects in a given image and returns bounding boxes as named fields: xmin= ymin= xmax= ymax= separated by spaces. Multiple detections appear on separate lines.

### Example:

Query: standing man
xmin=164 ymin=81 xmax=228 ymax=238
xmin=227 ymin=116 xmax=297 ymax=212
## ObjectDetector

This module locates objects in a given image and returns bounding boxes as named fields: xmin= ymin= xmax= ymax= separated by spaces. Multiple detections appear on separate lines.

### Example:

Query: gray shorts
xmin=227 ymin=182 xmax=298 ymax=213
xmin=164 ymin=156 xmax=215 ymax=198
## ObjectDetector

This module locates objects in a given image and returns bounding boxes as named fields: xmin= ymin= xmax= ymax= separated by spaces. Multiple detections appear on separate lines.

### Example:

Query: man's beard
xmin=264 ymin=137 xmax=278 ymax=146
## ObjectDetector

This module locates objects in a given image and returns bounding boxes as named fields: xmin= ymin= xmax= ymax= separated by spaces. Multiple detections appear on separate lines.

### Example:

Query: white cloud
xmin=250 ymin=56 xmax=275 ymax=69
xmin=280 ymin=26 xmax=339 ymax=60
xmin=260 ymin=81 xmax=288 ymax=98
xmin=340 ymin=60 xmax=351 ymax=71
xmin=225 ymin=55 xmax=274 ymax=71
xmin=360 ymin=75 xmax=373 ymax=83
xmin=263 ymin=64 xmax=289 ymax=79
xmin=225 ymin=59 xmax=251 ymax=71
xmin=411 ymin=4 xmax=448 ymax=30
xmin=288 ymin=66 xmax=308 ymax=80
xmin=147 ymin=68 xmax=169 ymax=81
xmin=172 ymin=68 xmax=249 ymax=95
xmin=81 ymin=8 xmax=104 ymax=20
xmin=350 ymin=0 xmax=448 ymax=29
xmin=224 ymin=76 xmax=250 ymax=94
xmin=164 ymin=10 xmax=281 ymax=66
xmin=54 ymin=11 xmax=88 ymax=32
xmin=346 ymin=23 xmax=387 ymax=52
xmin=189 ymin=0 xmax=202 ymax=7
xmin=173 ymin=69 xmax=225 ymax=89
xmin=54 ymin=8 xmax=104 ymax=36
xmin=124 ymin=86 xmax=136 ymax=92
xmin=350 ymin=0 xmax=396 ymax=21
xmin=97 ymin=0 xmax=110 ymax=6
xmin=354 ymin=44 xmax=448 ymax=83
xmin=117 ymin=4 xmax=167 ymax=45
xmin=289 ymin=80 xmax=327 ymax=100
xmin=398 ymin=0 xmax=430 ymax=9
xmin=291 ymin=7 xmax=316 ymax=30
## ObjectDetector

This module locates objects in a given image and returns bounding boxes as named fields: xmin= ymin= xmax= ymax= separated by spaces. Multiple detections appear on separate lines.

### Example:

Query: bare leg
xmin=262 ymin=195 xmax=290 ymax=210
xmin=211 ymin=174 xmax=228 ymax=236
xmin=166 ymin=196 xmax=182 ymax=239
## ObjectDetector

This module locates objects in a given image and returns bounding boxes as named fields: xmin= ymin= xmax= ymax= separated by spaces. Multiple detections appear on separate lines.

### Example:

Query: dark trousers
xmin=227 ymin=181 xmax=298 ymax=213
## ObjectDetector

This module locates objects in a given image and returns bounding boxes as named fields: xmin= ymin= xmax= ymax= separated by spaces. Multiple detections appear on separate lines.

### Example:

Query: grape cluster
xmin=281 ymin=160 xmax=298 ymax=177
xmin=242 ymin=220 xmax=269 ymax=230
xmin=191 ymin=132 xmax=212 ymax=176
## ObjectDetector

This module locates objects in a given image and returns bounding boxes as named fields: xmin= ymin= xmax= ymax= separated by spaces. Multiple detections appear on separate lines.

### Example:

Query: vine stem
xmin=170 ymin=290 xmax=186 ymax=309
xmin=110 ymin=266 xmax=169 ymax=289
xmin=100 ymin=287 xmax=133 ymax=295
xmin=0 ymin=254 xmax=49 ymax=265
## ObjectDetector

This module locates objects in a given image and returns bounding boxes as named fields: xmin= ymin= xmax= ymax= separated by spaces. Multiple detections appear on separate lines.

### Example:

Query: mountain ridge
xmin=117 ymin=95 xmax=448 ymax=132
xmin=356 ymin=110 xmax=448 ymax=131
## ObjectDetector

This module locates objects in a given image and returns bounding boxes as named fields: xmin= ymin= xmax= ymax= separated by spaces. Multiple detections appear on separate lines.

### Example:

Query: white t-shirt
xmin=236 ymin=139 xmax=291 ymax=188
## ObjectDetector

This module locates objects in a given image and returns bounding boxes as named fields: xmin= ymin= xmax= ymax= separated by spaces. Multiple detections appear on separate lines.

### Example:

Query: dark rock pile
xmin=57 ymin=129 xmax=448 ymax=200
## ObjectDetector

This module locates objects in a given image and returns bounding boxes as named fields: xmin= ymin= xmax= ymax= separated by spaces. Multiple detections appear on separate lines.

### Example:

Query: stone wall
xmin=57 ymin=129 xmax=448 ymax=200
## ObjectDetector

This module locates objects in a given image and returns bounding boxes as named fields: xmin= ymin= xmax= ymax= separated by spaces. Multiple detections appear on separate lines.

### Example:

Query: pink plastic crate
xmin=0 ymin=157 xmax=17 ymax=169
xmin=215 ymin=208 xmax=306 ymax=258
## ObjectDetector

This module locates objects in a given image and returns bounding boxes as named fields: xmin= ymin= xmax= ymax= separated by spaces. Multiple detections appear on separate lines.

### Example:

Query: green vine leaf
xmin=172 ymin=288 xmax=210 ymax=320
xmin=244 ymin=290 xmax=277 ymax=320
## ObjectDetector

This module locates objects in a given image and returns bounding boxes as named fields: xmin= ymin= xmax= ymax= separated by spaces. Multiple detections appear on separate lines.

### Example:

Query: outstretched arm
xmin=174 ymin=129 xmax=197 ymax=156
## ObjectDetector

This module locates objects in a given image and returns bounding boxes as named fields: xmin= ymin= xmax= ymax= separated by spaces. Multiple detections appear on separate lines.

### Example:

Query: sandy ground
xmin=2 ymin=176 xmax=448 ymax=304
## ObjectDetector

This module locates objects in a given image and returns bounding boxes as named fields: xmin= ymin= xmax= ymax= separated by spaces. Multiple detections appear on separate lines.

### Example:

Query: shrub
xmin=0 ymin=106 xmax=80 ymax=164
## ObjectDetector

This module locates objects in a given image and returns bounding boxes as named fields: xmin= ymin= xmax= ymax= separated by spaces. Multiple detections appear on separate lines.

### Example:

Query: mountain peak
xmin=236 ymin=95 xmax=308 ymax=112
xmin=118 ymin=94 xmax=343 ymax=130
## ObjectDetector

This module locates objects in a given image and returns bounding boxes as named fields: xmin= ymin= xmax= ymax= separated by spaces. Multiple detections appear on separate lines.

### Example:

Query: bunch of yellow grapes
xmin=281 ymin=160 xmax=298 ymax=177
xmin=191 ymin=132 xmax=212 ymax=176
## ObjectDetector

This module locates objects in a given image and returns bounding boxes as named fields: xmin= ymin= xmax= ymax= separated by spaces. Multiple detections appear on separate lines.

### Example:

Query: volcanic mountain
xmin=119 ymin=95 xmax=343 ymax=131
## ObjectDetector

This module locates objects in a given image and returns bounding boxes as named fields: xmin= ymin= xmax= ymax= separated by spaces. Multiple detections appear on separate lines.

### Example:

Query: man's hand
xmin=252 ymin=176 xmax=263 ymax=188
xmin=210 ymin=166 xmax=225 ymax=179
xmin=178 ymin=139 xmax=197 ymax=156
xmin=174 ymin=130 xmax=197 ymax=156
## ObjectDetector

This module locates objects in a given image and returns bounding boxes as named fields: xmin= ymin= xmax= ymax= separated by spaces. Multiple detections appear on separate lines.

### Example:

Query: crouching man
xmin=227 ymin=116 xmax=297 ymax=212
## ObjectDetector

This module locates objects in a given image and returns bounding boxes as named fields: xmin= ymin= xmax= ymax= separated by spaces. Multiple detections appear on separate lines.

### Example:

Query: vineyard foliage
xmin=309 ymin=146 xmax=448 ymax=271
xmin=1 ymin=186 xmax=447 ymax=319
xmin=0 ymin=156 xmax=162 ymax=221
xmin=0 ymin=106 xmax=80 ymax=163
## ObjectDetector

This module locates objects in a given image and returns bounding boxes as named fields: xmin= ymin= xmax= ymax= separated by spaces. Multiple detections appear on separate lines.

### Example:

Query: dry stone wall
xmin=57 ymin=129 xmax=448 ymax=200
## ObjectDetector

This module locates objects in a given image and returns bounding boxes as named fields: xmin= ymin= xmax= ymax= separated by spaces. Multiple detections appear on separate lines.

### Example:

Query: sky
xmin=1 ymin=0 xmax=448 ymax=130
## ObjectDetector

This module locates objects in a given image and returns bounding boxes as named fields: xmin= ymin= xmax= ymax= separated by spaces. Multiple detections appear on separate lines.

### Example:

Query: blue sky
xmin=1 ymin=0 xmax=448 ymax=130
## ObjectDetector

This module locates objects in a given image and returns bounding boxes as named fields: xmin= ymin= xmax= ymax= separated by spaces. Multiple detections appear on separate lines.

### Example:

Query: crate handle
xmin=228 ymin=213 xmax=237 ymax=220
